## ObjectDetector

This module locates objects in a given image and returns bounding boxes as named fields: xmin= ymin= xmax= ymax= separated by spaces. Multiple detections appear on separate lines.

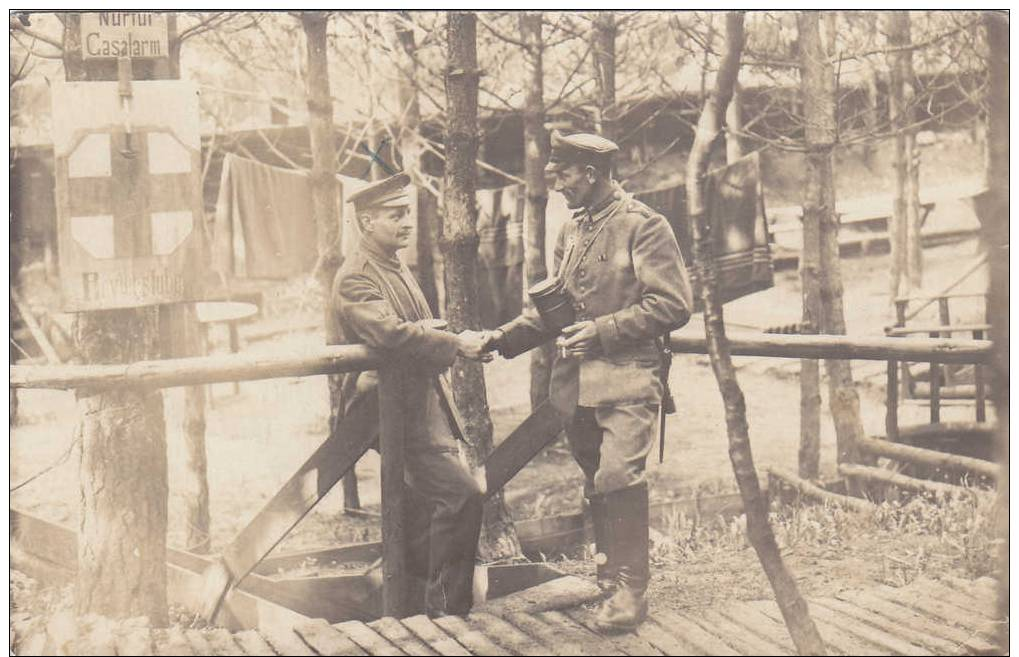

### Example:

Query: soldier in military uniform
xmin=330 ymin=173 xmax=490 ymax=618
xmin=485 ymin=132 xmax=693 ymax=631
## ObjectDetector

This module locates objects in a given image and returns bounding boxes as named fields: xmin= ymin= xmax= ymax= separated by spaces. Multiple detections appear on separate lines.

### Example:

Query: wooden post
xmin=929 ymin=330 xmax=941 ymax=424
xmin=62 ymin=12 xmax=175 ymax=625
xmin=974 ymin=329 xmax=987 ymax=422
xmin=689 ymin=12 xmax=825 ymax=654
xmin=300 ymin=11 xmax=358 ymax=513
xmin=519 ymin=11 xmax=554 ymax=412
xmin=591 ymin=12 xmax=617 ymax=144
xmin=938 ymin=297 xmax=953 ymax=387
xmin=378 ymin=365 xmax=408 ymax=618
xmin=443 ymin=10 xmax=522 ymax=561
xmin=886 ymin=358 xmax=899 ymax=442
xmin=178 ymin=304 xmax=210 ymax=554
xmin=801 ymin=10 xmax=867 ymax=468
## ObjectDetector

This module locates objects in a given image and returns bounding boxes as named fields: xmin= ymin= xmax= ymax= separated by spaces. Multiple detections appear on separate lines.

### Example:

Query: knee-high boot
xmin=594 ymin=482 xmax=649 ymax=632
xmin=589 ymin=493 xmax=616 ymax=593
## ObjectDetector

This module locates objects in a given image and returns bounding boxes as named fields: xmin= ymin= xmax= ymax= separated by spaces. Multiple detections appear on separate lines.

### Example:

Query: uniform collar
xmin=359 ymin=236 xmax=403 ymax=272
xmin=573 ymin=182 xmax=627 ymax=225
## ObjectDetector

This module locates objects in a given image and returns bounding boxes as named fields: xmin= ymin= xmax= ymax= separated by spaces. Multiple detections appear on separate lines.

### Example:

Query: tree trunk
xmin=983 ymin=10 xmax=1008 ymax=651
xmin=591 ymin=12 xmax=617 ymax=144
xmin=519 ymin=11 xmax=555 ymax=411
xmin=887 ymin=11 xmax=923 ymax=297
xmin=795 ymin=60 xmax=821 ymax=481
xmin=687 ymin=12 xmax=825 ymax=655
xmin=886 ymin=11 xmax=909 ymax=303
xmin=725 ymin=83 xmax=745 ymax=162
xmin=799 ymin=11 xmax=866 ymax=468
xmin=181 ymin=306 xmax=210 ymax=553
xmin=63 ymin=12 xmax=169 ymax=625
xmin=443 ymin=11 xmax=522 ymax=561
xmin=74 ymin=309 xmax=169 ymax=625
xmin=301 ymin=11 xmax=358 ymax=511
xmin=392 ymin=12 xmax=440 ymax=314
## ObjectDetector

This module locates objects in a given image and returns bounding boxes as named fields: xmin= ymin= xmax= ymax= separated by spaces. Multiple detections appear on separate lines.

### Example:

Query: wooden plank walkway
xmin=12 ymin=576 xmax=1003 ymax=655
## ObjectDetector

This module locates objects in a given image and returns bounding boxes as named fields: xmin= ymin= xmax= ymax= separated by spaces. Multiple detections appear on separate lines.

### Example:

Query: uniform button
xmin=579 ymin=269 xmax=585 ymax=276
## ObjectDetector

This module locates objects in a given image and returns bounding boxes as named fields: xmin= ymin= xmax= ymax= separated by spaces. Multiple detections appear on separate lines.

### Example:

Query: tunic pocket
xmin=578 ymin=358 xmax=662 ymax=406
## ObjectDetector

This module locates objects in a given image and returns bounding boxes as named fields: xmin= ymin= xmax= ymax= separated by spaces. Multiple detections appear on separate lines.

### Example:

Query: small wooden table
xmin=195 ymin=301 xmax=259 ymax=396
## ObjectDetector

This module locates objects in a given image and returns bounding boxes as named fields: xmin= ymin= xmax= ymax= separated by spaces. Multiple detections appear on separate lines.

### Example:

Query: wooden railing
xmin=885 ymin=293 xmax=991 ymax=439
xmin=9 ymin=330 xmax=994 ymax=618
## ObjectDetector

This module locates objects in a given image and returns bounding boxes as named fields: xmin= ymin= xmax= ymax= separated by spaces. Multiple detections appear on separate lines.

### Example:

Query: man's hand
xmin=456 ymin=330 xmax=495 ymax=362
xmin=558 ymin=320 xmax=601 ymax=359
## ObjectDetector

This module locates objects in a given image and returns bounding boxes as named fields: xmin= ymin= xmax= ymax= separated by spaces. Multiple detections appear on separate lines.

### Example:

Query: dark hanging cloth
xmin=213 ymin=153 xmax=319 ymax=279
xmin=635 ymin=151 xmax=774 ymax=307
xmin=476 ymin=184 xmax=524 ymax=328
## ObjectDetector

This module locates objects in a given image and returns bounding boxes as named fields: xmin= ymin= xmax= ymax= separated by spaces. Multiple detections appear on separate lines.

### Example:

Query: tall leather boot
xmin=589 ymin=493 xmax=616 ymax=594
xmin=594 ymin=482 xmax=649 ymax=633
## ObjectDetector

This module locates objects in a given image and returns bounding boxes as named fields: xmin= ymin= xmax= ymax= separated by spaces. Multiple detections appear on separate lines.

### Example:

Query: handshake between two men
xmin=453 ymin=320 xmax=602 ymax=363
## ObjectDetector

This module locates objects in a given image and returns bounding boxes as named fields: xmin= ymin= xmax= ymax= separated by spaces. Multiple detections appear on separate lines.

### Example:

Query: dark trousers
xmin=402 ymin=445 xmax=484 ymax=616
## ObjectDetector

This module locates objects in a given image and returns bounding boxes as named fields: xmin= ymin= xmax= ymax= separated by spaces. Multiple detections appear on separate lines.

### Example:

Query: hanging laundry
xmin=213 ymin=153 xmax=318 ymax=279
xmin=476 ymin=184 xmax=524 ymax=328
xmin=635 ymin=151 xmax=773 ymax=307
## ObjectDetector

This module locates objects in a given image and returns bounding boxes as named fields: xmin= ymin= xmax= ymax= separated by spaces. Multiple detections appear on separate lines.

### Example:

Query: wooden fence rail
xmin=10 ymin=333 xmax=993 ymax=391
xmin=9 ymin=329 xmax=996 ymax=620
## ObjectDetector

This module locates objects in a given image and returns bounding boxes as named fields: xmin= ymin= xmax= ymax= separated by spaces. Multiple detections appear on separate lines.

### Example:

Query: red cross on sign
xmin=53 ymin=80 xmax=205 ymax=311
xmin=57 ymin=128 xmax=204 ymax=310
xmin=67 ymin=129 xmax=196 ymax=260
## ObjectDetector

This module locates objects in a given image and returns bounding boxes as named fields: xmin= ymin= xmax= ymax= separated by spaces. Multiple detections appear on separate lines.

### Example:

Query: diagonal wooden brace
xmin=199 ymin=393 xmax=567 ymax=623
xmin=200 ymin=392 xmax=379 ymax=622
xmin=481 ymin=400 xmax=569 ymax=498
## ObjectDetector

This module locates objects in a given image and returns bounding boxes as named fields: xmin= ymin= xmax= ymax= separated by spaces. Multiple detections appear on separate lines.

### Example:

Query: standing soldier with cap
xmin=330 ymin=172 xmax=491 ymax=618
xmin=484 ymin=131 xmax=693 ymax=631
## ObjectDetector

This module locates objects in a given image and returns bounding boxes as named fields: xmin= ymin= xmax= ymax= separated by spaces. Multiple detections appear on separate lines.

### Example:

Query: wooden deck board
xmin=632 ymin=615 xmax=702 ymax=656
xmin=293 ymin=618 xmax=367 ymax=656
xmin=873 ymin=584 xmax=1000 ymax=643
xmin=914 ymin=578 xmax=999 ymax=621
xmin=808 ymin=597 xmax=936 ymax=656
xmin=836 ymin=588 xmax=992 ymax=655
xmin=563 ymin=607 xmax=665 ymax=656
xmin=368 ymin=617 xmax=439 ymax=656
xmin=433 ymin=614 xmax=512 ymax=656
xmin=400 ymin=615 xmax=473 ymax=657
xmin=26 ymin=575 xmax=998 ymax=657
xmin=499 ymin=611 xmax=588 ymax=656
xmin=538 ymin=610 xmax=627 ymax=656
xmin=751 ymin=599 xmax=881 ymax=656
xmin=648 ymin=611 xmax=741 ymax=656
xmin=715 ymin=602 xmax=798 ymax=654
xmin=260 ymin=625 xmax=318 ymax=656
xmin=335 ymin=619 xmax=406 ymax=656
xmin=697 ymin=608 xmax=793 ymax=655
xmin=465 ymin=612 xmax=549 ymax=657
xmin=233 ymin=629 xmax=277 ymax=656
xmin=810 ymin=597 xmax=942 ymax=656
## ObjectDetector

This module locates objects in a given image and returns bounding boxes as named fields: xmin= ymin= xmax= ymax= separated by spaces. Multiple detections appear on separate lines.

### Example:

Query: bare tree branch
xmin=9 ymin=16 xmax=64 ymax=51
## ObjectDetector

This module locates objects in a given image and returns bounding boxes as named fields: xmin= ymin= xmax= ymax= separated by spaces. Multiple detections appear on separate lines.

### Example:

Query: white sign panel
xmin=51 ymin=80 xmax=205 ymax=311
xmin=80 ymin=12 xmax=170 ymax=59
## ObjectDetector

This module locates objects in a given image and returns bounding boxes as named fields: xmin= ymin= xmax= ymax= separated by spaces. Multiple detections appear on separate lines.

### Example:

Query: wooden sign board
xmin=52 ymin=81 xmax=205 ymax=311
xmin=80 ymin=12 xmax=170 ymax=59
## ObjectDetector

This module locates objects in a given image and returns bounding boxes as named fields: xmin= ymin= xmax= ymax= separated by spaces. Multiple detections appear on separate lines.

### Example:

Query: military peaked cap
xmin=546 ymin=130 xmax=619 ymax=172
xmin=348 ymin=172 xmax=412 ymax=210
